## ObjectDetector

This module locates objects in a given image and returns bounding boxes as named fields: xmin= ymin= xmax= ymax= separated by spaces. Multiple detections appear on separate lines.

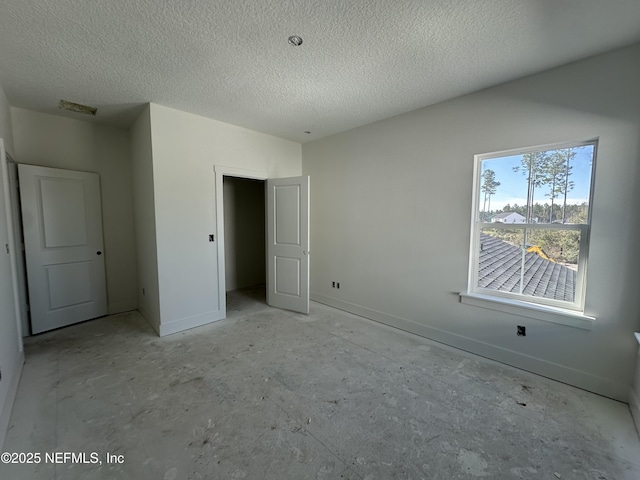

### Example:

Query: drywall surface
xmin=223 ymin=176 xmax=266 ymax=291
xmin=148 ymin=103 xmax=301 ymax=333
xmin=303 ymin=43 xmax=640 ymax=401
xmin=11 ymin=108 xmax=137 ymax=315
xmin=0 ymin=85 xmax=22 ymax=449
xmin=131 ymin=106 xmax=160 ymax=331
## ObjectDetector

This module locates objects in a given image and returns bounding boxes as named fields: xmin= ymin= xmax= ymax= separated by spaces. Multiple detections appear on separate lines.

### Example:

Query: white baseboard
xmin=159 ymin=309 xmax=225 ymax=337
xmin=311 ymin=292 xmax=630 ymax=402
xmin=0 ymin=350 xmax=24 ymax=450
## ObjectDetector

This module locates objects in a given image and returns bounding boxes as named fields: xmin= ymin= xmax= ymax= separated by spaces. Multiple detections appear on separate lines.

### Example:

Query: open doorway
xmin=223 ymin=176 xmax=266 ymax=290
xmin=214 ymin=165 xmax=310 ymax=318
xmin=223 ymin=176 xmax=267 ymax=307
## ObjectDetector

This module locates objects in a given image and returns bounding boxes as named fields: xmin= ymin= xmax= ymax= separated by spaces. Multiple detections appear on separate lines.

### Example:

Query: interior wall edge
xmin=137 ymin=305 xmax=160 ymax=336
xmin=631 ymin=388 xmax=640 ymax=437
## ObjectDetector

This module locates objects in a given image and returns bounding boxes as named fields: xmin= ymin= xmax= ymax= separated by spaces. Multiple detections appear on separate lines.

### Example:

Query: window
xmin=468 ymin=140 xmax=597 ymax=312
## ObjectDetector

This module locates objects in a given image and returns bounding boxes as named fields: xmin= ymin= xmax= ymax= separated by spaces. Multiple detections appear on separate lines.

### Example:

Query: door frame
xmin=0 ymin=139 xmax=24 ymax=349
xmin=6 ymin=156 xmax=29 ymax=336
xmin=214 ymin=165 xmax=268 ymax=318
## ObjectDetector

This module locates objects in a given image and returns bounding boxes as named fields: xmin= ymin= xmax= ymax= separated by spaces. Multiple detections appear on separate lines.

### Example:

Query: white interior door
xmin=266 ymin=176 xmax=309 ymax=314
xmin=19 ymin=164 xmax=107 ymax=334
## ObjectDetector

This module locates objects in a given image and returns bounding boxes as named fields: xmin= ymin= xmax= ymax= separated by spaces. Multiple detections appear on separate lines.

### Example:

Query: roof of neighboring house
xmin=478 ymin=233 xmax=575 ymax=302
xmin=491 ymin=211 xmax=524 ymax=220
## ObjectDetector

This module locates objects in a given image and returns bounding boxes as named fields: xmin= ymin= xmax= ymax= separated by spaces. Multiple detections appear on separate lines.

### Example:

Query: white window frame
xmin=464 ymin=139 xmax=598 ymax=325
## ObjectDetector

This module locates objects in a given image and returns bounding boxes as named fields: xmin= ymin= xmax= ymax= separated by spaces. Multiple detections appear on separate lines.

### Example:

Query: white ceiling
xmin=0 ymin=1 xmax=639 ymax=143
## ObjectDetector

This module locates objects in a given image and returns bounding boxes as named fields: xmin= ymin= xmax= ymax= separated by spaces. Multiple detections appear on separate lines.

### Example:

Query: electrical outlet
xmin=331 ymin=281 xmax=335 ymax=288
xmin=336 ymin=282 xmax=340 ymax=289
xmin=517 ymin=325 xmax=526 ymax=337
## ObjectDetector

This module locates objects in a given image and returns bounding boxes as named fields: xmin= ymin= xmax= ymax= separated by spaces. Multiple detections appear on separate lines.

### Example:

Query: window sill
xmin=459 ymin=292 xmax=595 ymax=330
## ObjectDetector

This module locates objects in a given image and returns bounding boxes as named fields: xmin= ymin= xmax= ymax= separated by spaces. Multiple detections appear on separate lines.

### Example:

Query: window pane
xmin=479 ymin=144 xmax=594 ymax=225
xmin=523 ymin=229 xmax=580 ymax=302
xmin=478 ymin=228 xmax=524 ymax=294
xmin=473 ymin=141 xmax=595 ymax=309
xmin=477 ymin=227 xmax=580 ymax=304
xmin=478 ymin=156 xmax=528 ymax=222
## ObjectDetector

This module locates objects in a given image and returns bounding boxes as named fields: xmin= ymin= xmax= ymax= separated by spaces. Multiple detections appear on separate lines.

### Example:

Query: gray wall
xmin=303 ymin=43 xmax=640 ymax=401
xmin=131 ymin=106 xmax=161 ymax=330
xmin=223 ymin=176 xmax=265 ymax=291
xmin=11 ymin=107 xmax=138 ymax=315
xmin=147 ymin=104 xmax=300 ymax=335
xmin=0 ymin=83 xmax=21 ymax=450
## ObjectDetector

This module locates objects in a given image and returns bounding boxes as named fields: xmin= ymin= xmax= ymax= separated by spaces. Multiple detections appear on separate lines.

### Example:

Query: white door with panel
xmin=19 ymin=164 xmax=108 ymax=334
xmin=266 ymin=176 xmax=310 ymax=314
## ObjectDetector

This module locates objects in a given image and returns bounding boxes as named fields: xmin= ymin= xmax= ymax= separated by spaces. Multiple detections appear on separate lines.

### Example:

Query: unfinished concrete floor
xmin=2 ymin=286 xmax=639 ymax=479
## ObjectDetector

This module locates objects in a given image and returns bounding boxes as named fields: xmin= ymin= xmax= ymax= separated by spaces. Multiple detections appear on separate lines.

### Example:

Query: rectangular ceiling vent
xmin=59 ymin=99 xmax=97 ymax=116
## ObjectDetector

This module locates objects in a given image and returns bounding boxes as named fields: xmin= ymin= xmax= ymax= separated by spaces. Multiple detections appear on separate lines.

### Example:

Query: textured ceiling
xmin=0 ymin=0 xmax=639 ymax=143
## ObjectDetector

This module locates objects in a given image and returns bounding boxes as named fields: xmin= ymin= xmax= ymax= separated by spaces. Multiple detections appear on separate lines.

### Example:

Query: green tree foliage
xmin=506 ymin=148 xmax=583 ymax=224
xmin=541 ymin=151 xmax=568 ymax=222
xmin=561 ymin=202 xmax=588 ymax=224
xmin=513 ymin=151 xmax=547 ymax=222
xmin=481 ymin=169 xmax=500 ymax=220
xmin=559 ymin=148 xmax=576 ymax=223
xmin=527 ymin=229 xmax=581 ymax=264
